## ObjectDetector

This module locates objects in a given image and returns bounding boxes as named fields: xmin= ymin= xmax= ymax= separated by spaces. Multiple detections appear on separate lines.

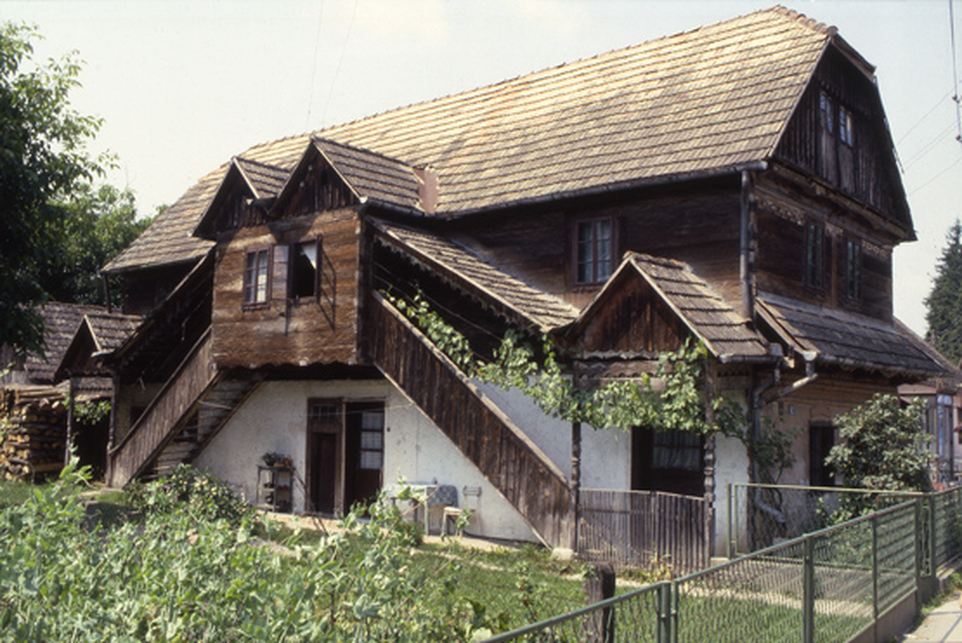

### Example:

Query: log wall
xmin=212 ymin=208 xmax=360 ymax=369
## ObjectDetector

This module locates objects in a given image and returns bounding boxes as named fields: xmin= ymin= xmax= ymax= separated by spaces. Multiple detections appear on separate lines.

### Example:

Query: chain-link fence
xmin=489 ymin=488 xmax=961 ymax=642
xmin=728 ymin=482 xmax=923 ymax=557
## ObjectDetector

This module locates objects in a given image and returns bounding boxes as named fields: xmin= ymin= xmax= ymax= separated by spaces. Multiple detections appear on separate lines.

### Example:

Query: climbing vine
xmin=388 ymin=291 xmax=736 ymax=435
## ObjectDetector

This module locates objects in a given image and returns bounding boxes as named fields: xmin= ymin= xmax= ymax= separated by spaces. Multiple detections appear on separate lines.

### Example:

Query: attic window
xmin=839 ymin=106 xmax=855 ymax=147
xmin=290 ymin=239 xmax=320 ymax=301
xmin=243 ymin=249 xmax=270 ymax=306
xmin=819 ymin=92 xmax=834 ymax=134
xmin=575 ymin=218 xmax=614 ymax=284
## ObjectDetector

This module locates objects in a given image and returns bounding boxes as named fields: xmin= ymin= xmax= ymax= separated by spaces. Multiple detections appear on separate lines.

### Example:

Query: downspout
xmin=740 ymin=169 xmax=758 ymax=326
xmin=749 ymin=352 xmax=819 ymax=483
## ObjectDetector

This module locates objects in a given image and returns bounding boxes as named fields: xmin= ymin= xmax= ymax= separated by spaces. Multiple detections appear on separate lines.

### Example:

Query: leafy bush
xmin=124 ymin=464 xmax=257 ymax=527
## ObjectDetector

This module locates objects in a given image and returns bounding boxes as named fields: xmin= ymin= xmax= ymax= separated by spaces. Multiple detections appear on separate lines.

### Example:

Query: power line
xmin=305 ymin=0 xmax=327 ymax=131
xmin=950 ymin=0 xmax=962 ymax=144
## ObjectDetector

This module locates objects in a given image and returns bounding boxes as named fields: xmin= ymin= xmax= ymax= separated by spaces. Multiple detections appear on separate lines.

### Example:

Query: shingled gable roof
xmin=268 ymin=138 xmax=426 ymax=218
xmin=757 ymin=293 xmax=948 ymax=378
xmin=18 ymin=303 xmax=108 ymax=383
xmin=373 ymin=221 xmax=579 ymax=332
xmin=193 ymin=156 xmax=289 ymax=239
xmin=570 ymin=253 xmax=773 ymax=362
xmin=55 ymin=311 xmax=141 ymax=379
xmin=105 ymin=6 xmax=863 ymax=273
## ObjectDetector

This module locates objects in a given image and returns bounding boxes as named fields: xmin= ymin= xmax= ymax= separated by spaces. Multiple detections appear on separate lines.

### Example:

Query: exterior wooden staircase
xmin=108 ymin=329 xmax=262 ymax=486
xmin=370 ymin=293 xmax=573 ymax=548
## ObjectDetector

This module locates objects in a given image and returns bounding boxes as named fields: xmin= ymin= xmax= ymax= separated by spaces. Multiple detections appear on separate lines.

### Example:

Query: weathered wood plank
xmin=370 ymin=293 xmax=572 ymax=547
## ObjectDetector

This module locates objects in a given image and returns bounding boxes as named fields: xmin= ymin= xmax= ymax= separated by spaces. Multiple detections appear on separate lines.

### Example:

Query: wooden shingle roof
xmin=22 ymin=303 xmax=107 ymax=383
xmin=374 ymin=221 xmax=579 ymax=332
xmin=106 ymin=6 xmax=840 ymax=273
xmin=312 ymin=139 xmax=424 ymax=212
xmin=572 ymin=253 xmax=772 ymax=361
xmin=758 ymin=294 xmax=948 ymax=377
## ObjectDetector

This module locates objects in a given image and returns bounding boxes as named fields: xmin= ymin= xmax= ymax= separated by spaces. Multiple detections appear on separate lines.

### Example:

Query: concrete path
xmin=902 ymin=592 xmax=962 ymax=642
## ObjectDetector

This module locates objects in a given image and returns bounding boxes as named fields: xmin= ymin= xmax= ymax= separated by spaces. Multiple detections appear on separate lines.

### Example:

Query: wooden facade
xmin=212 ymin=207 xmax=360 ymax=369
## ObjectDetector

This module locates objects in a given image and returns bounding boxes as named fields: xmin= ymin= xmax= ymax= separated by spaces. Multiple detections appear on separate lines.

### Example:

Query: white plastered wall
xmin=194 ymin=378 xmax=539 ymax=541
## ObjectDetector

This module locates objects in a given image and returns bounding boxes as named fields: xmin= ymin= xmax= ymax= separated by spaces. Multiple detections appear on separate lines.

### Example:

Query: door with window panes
xmin=344 ymin=402 xmax=384 ymax=510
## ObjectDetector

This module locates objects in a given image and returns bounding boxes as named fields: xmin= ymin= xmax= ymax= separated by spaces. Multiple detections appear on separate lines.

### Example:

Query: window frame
xmin=844 ymin=237 xmax=862 ymax=300
xmin=803 ymin=221 xmax=825 ymax=290
xmin=574 ymin=217 xmax=616 ymax=285
xmin=242 ymin=247 xmax=271 ymax=309
xmin=289 ymin=236 xmax=322 ymax=304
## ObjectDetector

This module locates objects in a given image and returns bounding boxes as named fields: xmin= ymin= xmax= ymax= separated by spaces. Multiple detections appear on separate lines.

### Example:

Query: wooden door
xmin=344 ymin=402 xmax=384 ymax=511
xmin=308 ymin=431 xmax=338 ymax=514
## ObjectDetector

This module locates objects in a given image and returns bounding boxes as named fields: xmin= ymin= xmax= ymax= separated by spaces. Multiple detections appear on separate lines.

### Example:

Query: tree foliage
xmin=826 ymin=394 xmax=934 ymax=493
xmin=40 ymin=183 xmax=153 ymax=307
xmin=1 ymin=22 xmax=105 ymax=356
xmin=925 ymin=219 xmax=962 ymax=364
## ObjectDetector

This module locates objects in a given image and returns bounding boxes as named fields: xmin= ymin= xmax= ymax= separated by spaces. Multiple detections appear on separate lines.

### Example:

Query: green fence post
xmin=915 ymin=497 xmax=923 ymax=613
xmin=872 ymin=512 xmax=879 ymax=641
xmin=803 ymin=535 xmax=815 ymax=643
xmin=658 ymin=582 xmax=672 ymax=643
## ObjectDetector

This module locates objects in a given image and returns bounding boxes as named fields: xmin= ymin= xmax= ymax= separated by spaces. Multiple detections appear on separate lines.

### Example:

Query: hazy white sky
xmin=5 ymin=0 xmax=961 ymax=338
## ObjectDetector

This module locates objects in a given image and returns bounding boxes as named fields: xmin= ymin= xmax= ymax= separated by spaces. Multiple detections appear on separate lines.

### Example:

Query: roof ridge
xmin=232 ymin=155 xmax=288 ymax=172
xmin=312 ymin=136 xmax=420 ymax=171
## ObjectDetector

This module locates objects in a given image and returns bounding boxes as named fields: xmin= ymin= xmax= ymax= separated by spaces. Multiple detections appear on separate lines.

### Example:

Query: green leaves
xmin=826 ymin=394 xmax=933 ymax=495
xmin=386 ymin=290 xmax=728 ymax=436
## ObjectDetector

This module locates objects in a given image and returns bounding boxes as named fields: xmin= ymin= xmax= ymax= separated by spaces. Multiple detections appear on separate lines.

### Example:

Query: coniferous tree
xmin=925 ymin=220 xmax=962 ymax=364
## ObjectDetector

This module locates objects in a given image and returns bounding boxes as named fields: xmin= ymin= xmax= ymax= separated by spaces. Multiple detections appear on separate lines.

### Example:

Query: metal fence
xmin=578 ymin=489 xmax=710 ymax=574
xmin=728 ymin=482 xmax=923 ymax=557
xmin=488 ymin=488 xmax=962 ymax=642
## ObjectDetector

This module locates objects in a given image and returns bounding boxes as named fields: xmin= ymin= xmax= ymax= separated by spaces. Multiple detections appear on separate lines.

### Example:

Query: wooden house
xmin=80 ymin=7 xmax=952 ymax=559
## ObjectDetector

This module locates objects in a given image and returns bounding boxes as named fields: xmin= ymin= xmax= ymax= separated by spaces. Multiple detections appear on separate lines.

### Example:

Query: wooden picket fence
xmin=577 ymin=488 xmax=711 ymax=575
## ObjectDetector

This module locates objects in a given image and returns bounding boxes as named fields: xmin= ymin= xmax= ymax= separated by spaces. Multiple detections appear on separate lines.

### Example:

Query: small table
xmin=385 ymin=483 xmax=458 ymax=534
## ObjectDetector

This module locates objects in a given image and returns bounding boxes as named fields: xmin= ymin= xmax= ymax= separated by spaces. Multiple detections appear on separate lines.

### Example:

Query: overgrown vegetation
xmin=0 ymin=464 xmax=589 ymax=641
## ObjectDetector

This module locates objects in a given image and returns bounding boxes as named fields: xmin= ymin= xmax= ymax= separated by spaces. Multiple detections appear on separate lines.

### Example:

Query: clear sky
xmin=4 ymin=0 xmax=961 ymax=338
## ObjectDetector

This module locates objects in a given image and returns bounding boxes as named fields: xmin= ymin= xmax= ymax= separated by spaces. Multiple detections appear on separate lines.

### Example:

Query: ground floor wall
xmin=195 ymin=378 xmax=551 ymax=541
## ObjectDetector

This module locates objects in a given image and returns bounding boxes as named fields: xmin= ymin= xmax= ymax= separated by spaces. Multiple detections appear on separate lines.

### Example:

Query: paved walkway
xmin=902 ymin=592 xmax=962 ymax=642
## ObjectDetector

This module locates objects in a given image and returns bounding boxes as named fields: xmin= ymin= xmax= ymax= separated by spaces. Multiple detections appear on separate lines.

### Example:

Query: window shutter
xmin=272 ymin=244 xmax=289 ymax=301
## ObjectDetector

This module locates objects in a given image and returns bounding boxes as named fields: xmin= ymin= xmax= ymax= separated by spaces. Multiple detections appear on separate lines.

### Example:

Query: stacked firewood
xmin=0 ymin=387 xmax=66 ymax=480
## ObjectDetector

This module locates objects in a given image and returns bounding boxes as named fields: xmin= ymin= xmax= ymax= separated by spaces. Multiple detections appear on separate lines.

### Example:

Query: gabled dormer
xmin=268 ymin=137 xmax=431 ymax=220
xmin=194 ymin=157 xmax=289 ymax=240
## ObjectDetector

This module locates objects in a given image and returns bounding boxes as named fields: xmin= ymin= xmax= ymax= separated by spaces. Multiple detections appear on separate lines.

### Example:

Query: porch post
xmin=572 ymin=420 xmax=582 ymax=552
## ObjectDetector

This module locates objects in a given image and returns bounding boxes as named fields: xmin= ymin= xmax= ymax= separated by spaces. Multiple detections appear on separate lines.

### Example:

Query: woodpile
xmin=1 ymin=387 xmax=67 ymax=481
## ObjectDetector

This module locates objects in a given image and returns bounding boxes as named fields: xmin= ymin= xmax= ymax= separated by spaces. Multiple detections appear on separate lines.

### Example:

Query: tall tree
xmin=0 ymin=22 xmax=104 ymax=357
xmin=925 ymin=219 xmax=962 ymax=364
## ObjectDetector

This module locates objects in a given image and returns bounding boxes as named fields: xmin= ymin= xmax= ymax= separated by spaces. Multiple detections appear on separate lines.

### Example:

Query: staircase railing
xmin=370 ymin=292 xmax=572 ymax=547
xmin=108 ymin=329 xmax=216 ymax=487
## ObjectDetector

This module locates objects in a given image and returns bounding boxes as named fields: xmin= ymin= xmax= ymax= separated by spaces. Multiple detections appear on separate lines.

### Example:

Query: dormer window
xmin=243 ymin=248 xmax=270 ymax=306
xmin=290 ymin=239 xmax=320 ymax=301
xmin=575 ymin=218 xmax=614 ymax=284
xmin=839 ymin=106 xmax=855 ymax=147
